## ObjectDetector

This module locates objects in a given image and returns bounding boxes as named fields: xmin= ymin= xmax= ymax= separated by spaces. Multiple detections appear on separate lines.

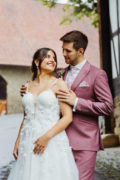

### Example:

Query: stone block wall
xmin=114 ymin=96 xmax=120 ymax=142
xmin=0 ymin=100 xmax=7 ymax=115
xmin=0 ymin=65 xmax=32 ymax=114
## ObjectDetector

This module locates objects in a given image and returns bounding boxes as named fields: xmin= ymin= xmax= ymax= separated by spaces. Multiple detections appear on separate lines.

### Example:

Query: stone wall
xmin=0 ymin=65 xmax=32 ymax=114
xmin=0 ymin=100 xmax=7 ymax=115
xmin=114 ymin=96 xmax=120 ymax=142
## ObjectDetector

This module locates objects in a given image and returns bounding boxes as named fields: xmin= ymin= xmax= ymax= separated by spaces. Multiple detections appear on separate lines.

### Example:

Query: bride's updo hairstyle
xmin=31 ymin=48 xmax=57 ymax=80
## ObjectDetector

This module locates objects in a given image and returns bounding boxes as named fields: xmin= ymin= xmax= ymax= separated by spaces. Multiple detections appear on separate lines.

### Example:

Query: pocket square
xmin=79 ymin=81 xmax=89 ymax=87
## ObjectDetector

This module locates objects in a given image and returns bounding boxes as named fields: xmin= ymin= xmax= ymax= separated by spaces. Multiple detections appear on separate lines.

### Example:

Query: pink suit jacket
xmin=64 ymin=61 xmax=113 ymax=151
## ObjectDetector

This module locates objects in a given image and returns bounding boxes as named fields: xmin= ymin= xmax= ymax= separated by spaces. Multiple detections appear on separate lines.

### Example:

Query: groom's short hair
xmin=60 ymin=30 xmax=88 ymax=52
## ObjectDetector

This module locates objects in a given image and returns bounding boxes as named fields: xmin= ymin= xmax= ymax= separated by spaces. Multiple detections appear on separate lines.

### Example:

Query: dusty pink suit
xmin=63 ymin=61 xmax=113 ymax=180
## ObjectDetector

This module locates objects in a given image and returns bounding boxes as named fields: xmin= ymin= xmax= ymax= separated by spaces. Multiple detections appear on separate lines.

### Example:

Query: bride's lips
xmin=47 ymin=62 xmax=55 ymax=67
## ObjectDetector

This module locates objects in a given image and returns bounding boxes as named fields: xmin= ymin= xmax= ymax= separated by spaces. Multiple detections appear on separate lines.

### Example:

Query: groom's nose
xmin=63 ymin=50 xmax=67 ymax=57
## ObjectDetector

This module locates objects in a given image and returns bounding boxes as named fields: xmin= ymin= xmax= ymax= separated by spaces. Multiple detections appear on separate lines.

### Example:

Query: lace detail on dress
xmin=8 ymin=81 xmax=79 ymax=180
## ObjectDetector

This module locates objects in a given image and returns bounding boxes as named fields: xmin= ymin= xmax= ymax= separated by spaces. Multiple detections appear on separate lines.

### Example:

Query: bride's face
xmin=41 ymin=50 xmax=56 ymax=73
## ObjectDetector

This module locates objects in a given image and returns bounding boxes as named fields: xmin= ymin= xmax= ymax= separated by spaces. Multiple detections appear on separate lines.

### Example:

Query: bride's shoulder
xmin=24 ymin=80 xmax=32 ymax=89
xmin=57 ymin=78 xmax=68 ymax=91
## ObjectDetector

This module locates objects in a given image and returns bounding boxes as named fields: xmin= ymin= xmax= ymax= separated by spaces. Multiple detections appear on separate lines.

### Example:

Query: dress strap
xmin=25 ymin=82 xmax=29 ymax=93
xmin=50 ymin=79 xmax=58 ymax=88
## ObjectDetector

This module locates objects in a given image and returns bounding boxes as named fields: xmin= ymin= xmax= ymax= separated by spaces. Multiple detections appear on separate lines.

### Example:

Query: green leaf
xmin=59 ymin=16 xmax=73 ymax=25
xmin=39 ymin=0 xmax=56 ymax=8
xmin=39 ymin=0 xmax=98 ymax=28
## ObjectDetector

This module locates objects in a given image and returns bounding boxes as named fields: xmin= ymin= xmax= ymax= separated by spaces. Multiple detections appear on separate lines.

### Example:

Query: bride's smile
xmin=40 ymin=50 xmax=57 ymax=73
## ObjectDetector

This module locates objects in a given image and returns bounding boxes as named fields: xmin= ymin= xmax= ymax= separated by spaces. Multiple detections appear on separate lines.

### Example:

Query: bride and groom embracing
xmin=8 ymin=30 xmax=113 ymax=180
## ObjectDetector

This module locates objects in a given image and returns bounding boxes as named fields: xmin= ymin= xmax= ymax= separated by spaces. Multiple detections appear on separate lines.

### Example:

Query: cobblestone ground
xmin=0 ymin=162 xmax=13 ymax=180
xmin=95 ymin=169 xmax=111 ymax=180
xmin=96 ymin=147 xmax=120 ymax=180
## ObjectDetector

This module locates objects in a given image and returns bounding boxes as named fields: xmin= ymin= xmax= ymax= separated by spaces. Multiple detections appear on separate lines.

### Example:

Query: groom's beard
xmin=65 ymin=57 xmax=78 ymax=65
xmin=64 ymin=53 xmax=79 ymax=65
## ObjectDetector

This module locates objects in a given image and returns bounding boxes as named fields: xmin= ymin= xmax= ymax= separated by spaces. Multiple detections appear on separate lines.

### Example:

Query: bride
xmin=8 ymin=48 xmax=78 ymax=180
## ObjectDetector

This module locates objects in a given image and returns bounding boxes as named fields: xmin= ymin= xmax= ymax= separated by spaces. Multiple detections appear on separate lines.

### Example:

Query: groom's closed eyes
xmin=62 ymin=48 xmax=72 ymax=53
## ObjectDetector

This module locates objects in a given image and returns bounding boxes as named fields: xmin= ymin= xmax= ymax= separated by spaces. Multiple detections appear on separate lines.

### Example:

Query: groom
xmin=56 ymin=30 xmax=113 ymax=180
xmin=20 ymin=30 xmax=113 ymax=180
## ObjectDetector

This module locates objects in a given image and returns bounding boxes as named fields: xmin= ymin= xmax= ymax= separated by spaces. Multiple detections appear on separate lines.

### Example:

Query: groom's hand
xmin=56 ymin=89 xmax=77 ymax=106
xmin=20 ymin=80 xmax=30 ymax=96
xmin=20 ymin=85 xmax=27 ymax=97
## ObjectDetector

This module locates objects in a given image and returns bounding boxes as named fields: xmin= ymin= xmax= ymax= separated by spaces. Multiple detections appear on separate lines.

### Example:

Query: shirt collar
xmin=70 ymin=59 xmax=87 ymax=70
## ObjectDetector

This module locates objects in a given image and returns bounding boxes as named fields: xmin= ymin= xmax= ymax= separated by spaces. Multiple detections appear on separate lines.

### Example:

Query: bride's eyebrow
xmin=47 ymin=54 xmax=55 ymax=59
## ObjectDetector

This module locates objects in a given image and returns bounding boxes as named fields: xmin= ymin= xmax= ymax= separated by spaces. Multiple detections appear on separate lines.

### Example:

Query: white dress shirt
xmin=65 ymin=60 xmax=87 ymax=111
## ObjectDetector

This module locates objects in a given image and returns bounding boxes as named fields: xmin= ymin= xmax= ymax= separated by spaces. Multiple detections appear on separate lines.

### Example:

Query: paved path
xmin=94 ymin=171 xmax=110 ymax=180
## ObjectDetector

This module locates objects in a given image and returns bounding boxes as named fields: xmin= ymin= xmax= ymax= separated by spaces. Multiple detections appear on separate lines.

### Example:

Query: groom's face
xmin=62 ymin=42 xmax=79 ymax=66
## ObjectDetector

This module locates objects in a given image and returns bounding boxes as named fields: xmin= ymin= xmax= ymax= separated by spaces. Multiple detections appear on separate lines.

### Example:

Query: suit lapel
xmin=71 ymin=61 xmax=90 ymax=91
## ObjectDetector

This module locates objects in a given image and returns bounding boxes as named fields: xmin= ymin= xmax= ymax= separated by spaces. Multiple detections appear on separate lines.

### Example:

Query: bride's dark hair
xmin=31 ymin=48 xmax=57 ymax=80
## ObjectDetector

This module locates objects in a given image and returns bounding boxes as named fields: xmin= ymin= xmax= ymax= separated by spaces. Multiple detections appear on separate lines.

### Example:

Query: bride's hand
xmin=33 ymin=135 xmax=50 ymax=154
xmin=13 ymin=141 xmax=19 ymax=160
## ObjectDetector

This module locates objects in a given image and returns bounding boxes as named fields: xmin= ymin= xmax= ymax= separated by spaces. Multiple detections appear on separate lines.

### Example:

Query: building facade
xmin=0 ymin=66 xmax=31 ymax=114
xmin=0 ymin=0 xmax=100 ymax=114
xmin=99 ymin=0 xmax=120 ymax=141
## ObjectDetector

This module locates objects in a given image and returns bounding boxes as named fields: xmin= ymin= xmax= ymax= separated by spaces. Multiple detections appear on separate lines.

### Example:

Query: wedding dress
xmin=8 ymin=81 xmax=78 ymax=180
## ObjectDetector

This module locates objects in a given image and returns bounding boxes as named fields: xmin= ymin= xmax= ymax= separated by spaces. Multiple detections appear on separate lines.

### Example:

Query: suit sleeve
xmin=75 ymin=70 xmax=114 ymax=116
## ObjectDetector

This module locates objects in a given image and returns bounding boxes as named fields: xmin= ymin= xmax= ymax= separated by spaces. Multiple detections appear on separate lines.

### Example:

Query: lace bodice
xmin=8 ymin=82 xmax=79 ymax=180
xmin=22 ymin=88 xmax=60 ymax=131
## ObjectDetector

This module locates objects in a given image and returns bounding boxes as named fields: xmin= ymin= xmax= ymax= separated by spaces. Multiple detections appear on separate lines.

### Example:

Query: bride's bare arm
xmin=33 ymin=80 xmax=72 ymax=154
xmin=13 ymin=112 xmax=25 ymax=160
xmin=45 ymin=80 xmax=72 ymax=138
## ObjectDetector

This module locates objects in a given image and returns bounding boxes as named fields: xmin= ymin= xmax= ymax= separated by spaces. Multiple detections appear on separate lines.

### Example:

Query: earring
xmin=36 ymin=65 xmax=39 ymax=69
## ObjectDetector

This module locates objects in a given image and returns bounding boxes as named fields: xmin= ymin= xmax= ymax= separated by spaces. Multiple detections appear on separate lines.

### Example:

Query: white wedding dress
xmin=8 ymin=82 xmax=78 ymax=180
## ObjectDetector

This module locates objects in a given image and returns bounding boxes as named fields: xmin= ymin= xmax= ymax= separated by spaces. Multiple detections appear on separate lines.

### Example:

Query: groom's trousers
xmin=72 ymin=150 xmax=97 ymax=180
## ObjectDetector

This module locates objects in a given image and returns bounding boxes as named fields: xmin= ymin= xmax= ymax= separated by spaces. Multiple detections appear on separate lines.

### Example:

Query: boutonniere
xmin=56 ymin=69 xmax=65 ymax=78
